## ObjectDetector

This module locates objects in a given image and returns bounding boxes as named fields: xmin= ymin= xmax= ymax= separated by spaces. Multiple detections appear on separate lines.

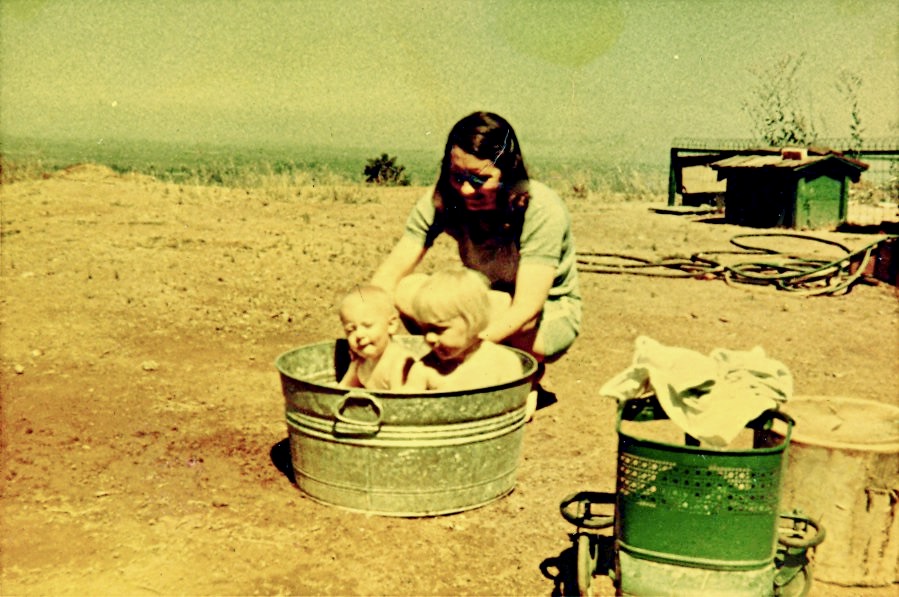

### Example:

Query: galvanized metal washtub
xmin=762 ymin=396 xmax=899 ymax=587
xmin=276 ymin=336 xmax=539 ymax=517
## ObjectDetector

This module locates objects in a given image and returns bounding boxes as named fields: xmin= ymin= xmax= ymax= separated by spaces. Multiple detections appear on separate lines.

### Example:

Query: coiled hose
xmin=577 ymin=233 xmax=895 ymax=296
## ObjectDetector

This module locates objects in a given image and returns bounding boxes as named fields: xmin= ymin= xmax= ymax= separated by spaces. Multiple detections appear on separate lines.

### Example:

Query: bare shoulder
xmin=483 ymin=342 xmax=524 ymax=373
xmin=384 ymin=342 xmax=416 ymax=366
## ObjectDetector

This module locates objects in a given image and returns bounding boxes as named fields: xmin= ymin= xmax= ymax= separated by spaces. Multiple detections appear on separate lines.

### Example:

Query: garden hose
xmin=577 ymin=232 xmax=895 ymax=296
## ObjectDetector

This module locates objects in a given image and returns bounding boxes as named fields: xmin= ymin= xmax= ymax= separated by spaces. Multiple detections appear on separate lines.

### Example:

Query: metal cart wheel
xmin=774 ymin=512 xmax=825 ymax=597
xmin=560 ymin=492 xmax=614 ymax=597
xmin=775 ymin=564 xmax=812 ymax=597
xmin=576 ymin=532 xmax=599 ymax=597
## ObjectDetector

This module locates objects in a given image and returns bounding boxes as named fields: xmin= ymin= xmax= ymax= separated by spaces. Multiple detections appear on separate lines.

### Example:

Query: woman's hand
xmin=480 ymin=261 xmax=554 ymax=344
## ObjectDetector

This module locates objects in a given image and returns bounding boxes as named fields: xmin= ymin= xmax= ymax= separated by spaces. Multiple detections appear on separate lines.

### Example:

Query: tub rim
xmin=274 ymin=335 xmax=539 ymax=398
xmin=769 ymin=395 xmax=899 ymax=453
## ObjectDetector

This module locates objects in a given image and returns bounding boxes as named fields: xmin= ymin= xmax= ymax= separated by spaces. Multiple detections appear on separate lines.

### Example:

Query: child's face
xmin=421 ymin=316 xmax=479 ymax=362
xmin=340 ymin=300 xmax=397 ymax=361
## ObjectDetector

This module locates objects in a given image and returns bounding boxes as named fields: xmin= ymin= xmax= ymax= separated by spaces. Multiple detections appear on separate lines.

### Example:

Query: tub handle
xmin=333 ymin=391 xmax=383 ymax=436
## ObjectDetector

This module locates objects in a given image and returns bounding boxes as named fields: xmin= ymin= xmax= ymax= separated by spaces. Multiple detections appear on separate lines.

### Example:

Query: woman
xmin=372 ymin=111 xmax=581 ymax=363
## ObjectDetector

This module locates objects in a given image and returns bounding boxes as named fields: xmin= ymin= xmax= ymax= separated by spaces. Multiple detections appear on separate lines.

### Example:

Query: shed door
xmin=796 ymin=175 xmax=843 ymax=229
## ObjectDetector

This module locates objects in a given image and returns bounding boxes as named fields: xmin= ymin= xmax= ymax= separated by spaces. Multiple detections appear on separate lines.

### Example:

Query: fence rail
xmin=671 ymin=137 xmax=899 ymax=153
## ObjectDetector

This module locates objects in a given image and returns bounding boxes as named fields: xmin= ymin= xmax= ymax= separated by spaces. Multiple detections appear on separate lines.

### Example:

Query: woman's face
xmin=448 ymin=146 xmax=503 ymax=212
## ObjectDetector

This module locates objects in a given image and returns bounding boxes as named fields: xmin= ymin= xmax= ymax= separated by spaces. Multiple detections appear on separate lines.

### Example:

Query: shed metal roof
xmin=710 ymin=150 xmax=868 ymax=181
xmin=711 ymin=154 xmax=828 ymax=169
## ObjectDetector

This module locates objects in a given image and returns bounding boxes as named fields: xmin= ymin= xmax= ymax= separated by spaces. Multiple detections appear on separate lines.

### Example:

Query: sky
xmin=1 ymin=0 xmax=897 ymax=164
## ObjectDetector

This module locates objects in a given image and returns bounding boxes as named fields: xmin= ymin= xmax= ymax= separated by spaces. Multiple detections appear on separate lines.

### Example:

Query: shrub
xmin=835 ymin=70 xmax=865 ymax=157
xmin=363 ymin=153 xmax=409 ymax=186
xmin=742 ymin=53 xmax=817 ymax=147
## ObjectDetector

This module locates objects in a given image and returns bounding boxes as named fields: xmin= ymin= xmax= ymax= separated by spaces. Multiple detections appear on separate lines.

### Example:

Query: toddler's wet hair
xmin=412 ymin=269 xmax=491 ymax=335
xmin=339 ymin=284 xmax=395 ymax=315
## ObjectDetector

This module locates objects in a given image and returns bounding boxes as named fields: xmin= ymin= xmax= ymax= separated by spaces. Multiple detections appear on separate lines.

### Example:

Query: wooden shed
xmin=710 ymin=148 xmax=868 ymax=229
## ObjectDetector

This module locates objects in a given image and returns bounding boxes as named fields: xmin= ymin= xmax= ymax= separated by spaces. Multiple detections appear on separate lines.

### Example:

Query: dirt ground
xmin=1 ymin=165 xmax=897 ymax=596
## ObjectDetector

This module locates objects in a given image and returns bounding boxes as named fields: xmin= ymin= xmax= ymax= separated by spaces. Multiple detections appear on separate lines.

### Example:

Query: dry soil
xmin=1 ymin=166 xmax=897 ymax=596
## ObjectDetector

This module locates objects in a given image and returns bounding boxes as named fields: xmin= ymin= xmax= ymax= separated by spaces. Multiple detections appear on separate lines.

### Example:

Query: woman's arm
xmin=480 ymin=261 xmax=554 ymax=344
xmin=371 ymin=235 xmax=428 ymax=294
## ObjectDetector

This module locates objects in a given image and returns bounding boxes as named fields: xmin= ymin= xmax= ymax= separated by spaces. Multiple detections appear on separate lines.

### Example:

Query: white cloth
xmin=600 ymin=336 xmax=792 ymax=447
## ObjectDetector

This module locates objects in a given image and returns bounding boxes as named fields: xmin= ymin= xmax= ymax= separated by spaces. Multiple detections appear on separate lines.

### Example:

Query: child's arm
xmin=402 ymin=361 xmax=427 ymax=391
xmin=338 ymin=360 xmax=363 ymax=388
xmin=402 ymin=361 xmax=432 ymax=392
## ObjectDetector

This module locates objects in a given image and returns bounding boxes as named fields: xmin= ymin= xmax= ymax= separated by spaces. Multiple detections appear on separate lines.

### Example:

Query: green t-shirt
xmin=403 ymin=180 xmax=581 ymax=302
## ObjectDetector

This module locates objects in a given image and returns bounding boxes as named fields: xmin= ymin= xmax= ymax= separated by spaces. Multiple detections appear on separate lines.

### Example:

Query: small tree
xmin=742 ymin=53 xmax=817 ymax=147
xmin=363 ymin=153 xmax=410 ymax=186
xmin=835 ymin=70 xmax=864 ymax=157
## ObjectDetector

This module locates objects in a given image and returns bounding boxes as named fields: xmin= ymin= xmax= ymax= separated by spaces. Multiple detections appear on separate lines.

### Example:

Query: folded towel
xmin=601 ymin=336 xmax=791 ymax=447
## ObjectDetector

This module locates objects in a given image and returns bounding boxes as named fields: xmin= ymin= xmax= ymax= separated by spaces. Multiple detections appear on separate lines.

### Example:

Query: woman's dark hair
xmin=434 ymin=112 xmax=530 ymax=238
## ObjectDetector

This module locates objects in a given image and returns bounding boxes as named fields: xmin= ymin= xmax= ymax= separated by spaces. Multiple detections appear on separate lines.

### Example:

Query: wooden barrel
xmin=768 ymin=396 xmax=899 ymax=587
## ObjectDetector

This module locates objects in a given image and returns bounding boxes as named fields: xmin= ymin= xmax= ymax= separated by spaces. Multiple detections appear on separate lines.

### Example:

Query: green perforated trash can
xmin=614 ymin=397 xmax=793 ymax=596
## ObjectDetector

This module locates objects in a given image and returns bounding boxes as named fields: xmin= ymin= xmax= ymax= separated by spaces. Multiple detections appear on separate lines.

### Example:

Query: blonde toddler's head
xmin=412 ymin=268 xmax=491 ymax=335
